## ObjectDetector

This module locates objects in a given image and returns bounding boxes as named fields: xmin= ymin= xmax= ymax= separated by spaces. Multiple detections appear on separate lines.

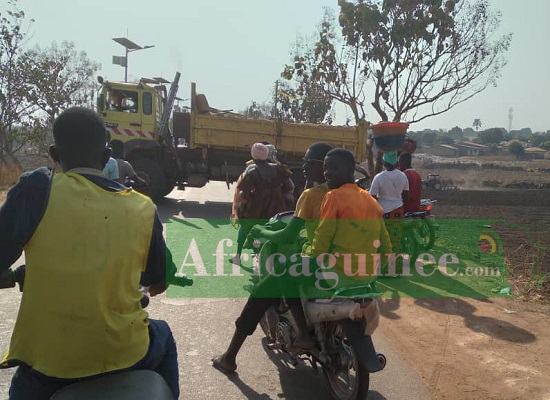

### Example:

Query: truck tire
xmin=131 ymin=158 xmax=167 ymax=201
xmin=161 ymin=177 xmax=177 ymax=197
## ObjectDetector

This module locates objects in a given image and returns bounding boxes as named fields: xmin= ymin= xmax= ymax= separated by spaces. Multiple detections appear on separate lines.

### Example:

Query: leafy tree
xmin=508 ymin=140 xmax=525 ymax=159
xmin=473 ymin=118 xmax=482 ymax=131
xmin=0 ymin=0 xmax=34 ymax=163
xmin=510 ymin=128 xmax=532 ymax=138
xmin=276 ymin=79 xmax=334 ymax=124
xmin=23 ymin=41 xmax=99 ymax=126
xmin=463 ymin=127 xmax=476 ymax=137
xmin=21 ymin=41 xmax=99 ymax=152
xmin=240 ymin=100 xmax=272 ymax=119
xmin=421 ymin=130 xmax=437 ymax=146
xmin=478 ymin=127 xmax=504 ymax=145
xmin=337 ymin=0 xmax=512 ymax=123
xmin=282 ymin=0 xmax=511 ymax=175
xmin=437 ymin=135 xmax=454 ymax=145
xmin=1 ymin=1 xmax=99 ymax=160
xmin=448 ymin=126 xmax=464 ymax=139
xmin=282 ymin=8 xmax=363 ymax=123
xmin=528 ymin=133 xmax=546 ymax=147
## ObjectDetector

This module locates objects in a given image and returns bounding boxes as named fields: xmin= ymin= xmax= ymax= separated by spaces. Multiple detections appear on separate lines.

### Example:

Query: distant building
xmin=454 ymin=141 xmax=489 ymax=156
xmin=523 ymin=147 xmax=546 ymax=160
xmin=425 ymin=144 xmax=459 ymax=157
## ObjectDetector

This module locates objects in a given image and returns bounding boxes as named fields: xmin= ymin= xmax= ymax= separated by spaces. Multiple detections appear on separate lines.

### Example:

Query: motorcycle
xmin=353 ymin=166 xmax=425 ymax=261
xmin=403 ymin=199 xmax=438 ymax=251
xmin=1 ymin=265 xmax=193 ymax=400
xmin=248 ymin=212 xmax=386 ymax=400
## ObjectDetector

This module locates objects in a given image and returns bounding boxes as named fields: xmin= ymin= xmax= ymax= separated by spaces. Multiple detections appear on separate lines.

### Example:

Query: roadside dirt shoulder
xmin=379 ymin=297 xmax=549 ymax=399
xmin=380 ymin=198 xmax=549 ymax=399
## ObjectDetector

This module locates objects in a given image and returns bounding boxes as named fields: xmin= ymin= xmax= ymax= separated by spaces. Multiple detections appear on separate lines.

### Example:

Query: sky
xmin=11 ymin=0 xmax=550 ymax=133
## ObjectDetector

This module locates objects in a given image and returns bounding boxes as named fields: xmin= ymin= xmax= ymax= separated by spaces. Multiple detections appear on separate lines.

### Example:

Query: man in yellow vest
xmin=0 ymin=107 xmax=180 ymax=399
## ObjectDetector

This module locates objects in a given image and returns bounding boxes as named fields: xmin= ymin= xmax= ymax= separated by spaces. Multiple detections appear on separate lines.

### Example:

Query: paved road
xmin=0 ymin=182 xmax=431 ymax=399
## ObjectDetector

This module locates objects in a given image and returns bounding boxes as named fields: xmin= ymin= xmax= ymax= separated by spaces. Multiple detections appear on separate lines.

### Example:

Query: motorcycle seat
xmin=50 ymin=370 xmax=174 ymax=400
xmin=404 ymin=211 xmax=428 ymax=218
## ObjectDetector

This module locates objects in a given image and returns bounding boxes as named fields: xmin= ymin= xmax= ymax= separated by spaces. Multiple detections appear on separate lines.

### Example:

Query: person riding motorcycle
xmin=0 ymin=107 xmax=181 ymax=399
xmin=398 ymin=152 xmax=422 ymax=213
xmin=212 ymin=145 xmax=392 ymax=372
xmin=311 ymin=148 xmax=392 ymax=285
xmin=212 ymin=142 xmax=333 ymax=374
xmin=369 ymin=151 xmax=409 ymax=256
xmin=110 ymin=139 xmax=147 ymax=187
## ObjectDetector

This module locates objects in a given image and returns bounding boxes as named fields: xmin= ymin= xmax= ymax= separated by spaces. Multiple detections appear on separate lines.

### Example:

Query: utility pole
xmin=273 ymin=80 xmax=279 ymax=119
xmin=112 ymin=37 xmax=155 ymax=82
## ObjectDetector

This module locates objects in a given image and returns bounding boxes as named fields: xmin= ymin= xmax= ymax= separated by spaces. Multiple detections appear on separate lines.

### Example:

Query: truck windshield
xmin=106 ymin=89 xmax=139 ymax=113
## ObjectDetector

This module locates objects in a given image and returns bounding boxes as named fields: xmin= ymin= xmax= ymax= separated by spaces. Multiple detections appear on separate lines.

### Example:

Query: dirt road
xmin=1 ymin=182 xmax=549 ymax=399
xmin=0 ymin=182 xmax=431 ymax=399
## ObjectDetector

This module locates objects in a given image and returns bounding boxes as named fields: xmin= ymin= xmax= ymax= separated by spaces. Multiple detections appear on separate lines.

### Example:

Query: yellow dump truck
xmin=96 ymin=72 xmax=369 ymax=200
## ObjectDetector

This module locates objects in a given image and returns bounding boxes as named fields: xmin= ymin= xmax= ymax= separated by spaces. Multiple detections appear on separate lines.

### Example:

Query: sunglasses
xmin=302 ymin=157 xmax=324 ymax=164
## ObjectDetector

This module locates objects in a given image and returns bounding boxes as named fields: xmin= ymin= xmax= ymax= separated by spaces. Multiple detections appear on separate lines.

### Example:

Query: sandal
xmin=211 ymin=355 xmax=237 ymax=375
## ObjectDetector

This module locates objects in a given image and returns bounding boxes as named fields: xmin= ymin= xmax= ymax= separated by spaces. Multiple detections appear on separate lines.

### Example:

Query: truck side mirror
xmin=97 ymin=94 xmax=105 ymax=111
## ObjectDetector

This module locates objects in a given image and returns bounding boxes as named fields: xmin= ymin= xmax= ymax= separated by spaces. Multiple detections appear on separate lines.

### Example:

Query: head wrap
xmin=251 ymin=143 xmax=269 ymax=160
xmin=382 ymin=151 xmax=398 ymax=166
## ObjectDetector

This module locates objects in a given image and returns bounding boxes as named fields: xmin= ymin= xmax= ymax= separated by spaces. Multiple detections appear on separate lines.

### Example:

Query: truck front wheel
xmin=131 ymin=158 xmax=167 ymax=201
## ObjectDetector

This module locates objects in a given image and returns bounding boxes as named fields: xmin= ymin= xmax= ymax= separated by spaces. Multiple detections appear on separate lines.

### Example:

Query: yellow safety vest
xmin=1 ymin=171 xmax=156 ymax=378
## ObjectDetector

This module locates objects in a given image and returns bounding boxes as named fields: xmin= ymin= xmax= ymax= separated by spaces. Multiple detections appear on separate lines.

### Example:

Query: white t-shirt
xmin=369 ymin=169 xmax=409 ymax=213
xmin=102 ymin=157 xmax=119 ymax=180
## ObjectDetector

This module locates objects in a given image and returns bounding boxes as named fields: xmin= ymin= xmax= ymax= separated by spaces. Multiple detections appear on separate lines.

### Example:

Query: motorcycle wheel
xmin=259 ymin=306 xmax=279 ymax=342
xmin=401 ymin=228 xmax=419 ymax=263
xmin=323 ymin=323 xmax=370 ymax=400
xmin=417 ymin=218 xmax=436 ymax=251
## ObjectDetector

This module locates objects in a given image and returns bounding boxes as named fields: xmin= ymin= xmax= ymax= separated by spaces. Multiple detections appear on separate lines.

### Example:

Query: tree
xmin=21 ymin=41 xmax=99 ymax=151
xmin=276 ymin=79 xmax=334 ymax=124
xmin=337 ymin=0 xmax=512 ymax=123
xmin=282 ymin=0 xmax=511 ymax=175
xmin=23 ymin=41 xmax=99 ymax=125
xmin=478 ymin=127 xmax=504 ymax=145
xmin=240 ymin=100 xmax=272 ymax=119
xmin=529 ymin=133 xmax=545 ymax=148
xmin=473 ymin=118 xmax=482 ymax=131
xmin=1 ymin=1 xmax=100 ymax=160
xmin=281 ymin=9 xmax=360 ymax=123
xmin=463 ymin=127 xmax=476 ymax=137
xmin=448 ymin=126 xmax=464 ymax=139
xmin=421 ymin=130 xmax=437 ymax=146
xmin=0 ymin=0 xmax=35 ymax=163
xmin=508 ymin=140 xmax=525 ymax=159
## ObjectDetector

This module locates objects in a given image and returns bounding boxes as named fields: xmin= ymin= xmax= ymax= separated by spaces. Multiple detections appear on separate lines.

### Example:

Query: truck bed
xmin=189 ymin=111 xmax=368 ymax=163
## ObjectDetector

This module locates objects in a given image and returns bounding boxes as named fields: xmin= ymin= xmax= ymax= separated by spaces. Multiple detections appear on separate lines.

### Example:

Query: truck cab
xmin=96 ymin=76 xmax=179 ymax=199
xmin=97 ymin=79 xmax=166 ymax=146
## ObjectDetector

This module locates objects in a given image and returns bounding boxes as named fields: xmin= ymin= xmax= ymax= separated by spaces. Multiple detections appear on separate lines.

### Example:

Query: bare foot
xmin=211 ymin=354 xmax=237 ymax=374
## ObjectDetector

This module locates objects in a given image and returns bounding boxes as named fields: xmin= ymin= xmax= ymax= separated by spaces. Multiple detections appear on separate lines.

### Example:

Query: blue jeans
xmin=8 ymin=319 xmax=179 ymax=400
